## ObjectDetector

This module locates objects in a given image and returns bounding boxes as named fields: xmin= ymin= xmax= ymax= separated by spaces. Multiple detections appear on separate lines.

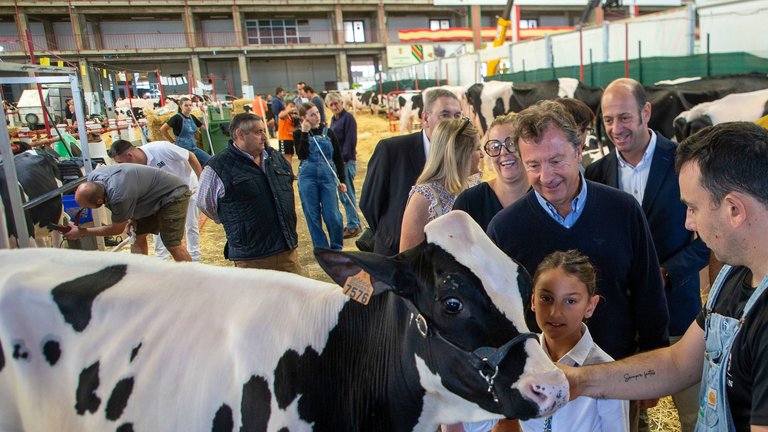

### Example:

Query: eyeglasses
xmin=484 ymin=136 xmax=518 ymax=157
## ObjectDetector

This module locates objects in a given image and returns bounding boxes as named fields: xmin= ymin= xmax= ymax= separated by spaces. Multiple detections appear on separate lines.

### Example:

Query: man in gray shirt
xmin=65 ymin=164 xmax=193 ymax=262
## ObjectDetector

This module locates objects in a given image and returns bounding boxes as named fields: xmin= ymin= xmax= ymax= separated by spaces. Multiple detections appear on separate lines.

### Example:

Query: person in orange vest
xmin=277 ymin=100 xmax=299 ymax=164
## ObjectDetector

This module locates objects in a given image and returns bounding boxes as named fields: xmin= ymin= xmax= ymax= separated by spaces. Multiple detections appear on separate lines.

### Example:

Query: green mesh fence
xmin=366 ymin=79 xmax=439 ymax=93
xmin=487 ymin=52 xmax=768 ymax=87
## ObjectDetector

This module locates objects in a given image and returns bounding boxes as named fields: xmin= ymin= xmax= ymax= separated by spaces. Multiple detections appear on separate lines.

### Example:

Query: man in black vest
xmin=197 ymin=113 xmax=302 ymax=274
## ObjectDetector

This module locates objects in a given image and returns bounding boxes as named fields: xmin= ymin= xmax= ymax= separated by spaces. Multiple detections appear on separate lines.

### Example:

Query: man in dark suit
xmin=360 ymin=88 xmax=463 ymax=256
xmin=585 ymin=78 xmax=710 ymax=432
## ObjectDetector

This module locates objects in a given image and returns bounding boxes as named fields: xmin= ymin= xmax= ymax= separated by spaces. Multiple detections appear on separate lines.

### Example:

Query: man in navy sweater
xmin=586 ymin=78 xmax=710 ymax=432
xmin=487 ymin=100 xmax=669 ymax=358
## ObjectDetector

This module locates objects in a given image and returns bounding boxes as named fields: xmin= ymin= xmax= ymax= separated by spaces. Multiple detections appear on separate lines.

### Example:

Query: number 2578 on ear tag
xmin=343 ymin=270 xmax=374 ymax=305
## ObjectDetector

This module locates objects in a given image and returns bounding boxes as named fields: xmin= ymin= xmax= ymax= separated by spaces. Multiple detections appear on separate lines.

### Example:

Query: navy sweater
xmin=487 ymin=181 xmax=669 ymax=359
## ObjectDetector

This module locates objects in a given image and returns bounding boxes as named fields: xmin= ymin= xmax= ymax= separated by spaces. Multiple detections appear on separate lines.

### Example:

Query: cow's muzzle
xmin=407 ymin=301 xmax=538 ymax=403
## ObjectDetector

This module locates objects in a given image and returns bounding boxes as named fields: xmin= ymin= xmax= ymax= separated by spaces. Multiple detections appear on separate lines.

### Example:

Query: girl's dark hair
xmin=533 ymin=249 xmax=597 ymax=296
xmin=178 ymin=96 xmax=191 ymax=113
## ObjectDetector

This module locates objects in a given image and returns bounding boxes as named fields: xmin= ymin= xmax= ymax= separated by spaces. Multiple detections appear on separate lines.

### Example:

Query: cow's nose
xmin=517 ymin=369 xmax=569 ymax=417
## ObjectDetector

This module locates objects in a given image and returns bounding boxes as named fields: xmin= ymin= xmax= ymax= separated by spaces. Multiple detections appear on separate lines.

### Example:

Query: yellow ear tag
xmin=342 ymin=270 xmax=374 ymax=305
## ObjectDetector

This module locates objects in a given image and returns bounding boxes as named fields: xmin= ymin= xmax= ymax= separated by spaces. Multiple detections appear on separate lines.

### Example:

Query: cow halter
xmin=405 ymin=301 xmax=538 ymax=403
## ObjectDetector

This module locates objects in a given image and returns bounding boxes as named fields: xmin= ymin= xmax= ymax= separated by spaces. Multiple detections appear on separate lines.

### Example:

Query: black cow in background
xmin=644 ymin=72 xmax=768 ymax=140
xmin=466 ymin=78 xmax=603 ymax=135
xmin=1 ymin=147 xmax=64 ymax=242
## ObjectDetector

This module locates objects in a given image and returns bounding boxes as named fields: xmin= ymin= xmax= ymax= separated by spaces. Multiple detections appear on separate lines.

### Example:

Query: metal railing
xmin=1 ymin=29 xmax=382 ymax=54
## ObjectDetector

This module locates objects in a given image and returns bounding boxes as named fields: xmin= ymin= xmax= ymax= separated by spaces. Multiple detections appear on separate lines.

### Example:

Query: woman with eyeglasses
xmin=399 ymin=118 xmax=483 ymax=252
xmin=453 ymin=113 xmax=529 ymax=231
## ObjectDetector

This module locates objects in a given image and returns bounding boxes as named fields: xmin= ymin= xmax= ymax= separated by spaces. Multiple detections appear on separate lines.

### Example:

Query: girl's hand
xmin=338 ymin=183 xmax=347 ymax=194
xmin=301 ymin=119 xmax=311 ymax=133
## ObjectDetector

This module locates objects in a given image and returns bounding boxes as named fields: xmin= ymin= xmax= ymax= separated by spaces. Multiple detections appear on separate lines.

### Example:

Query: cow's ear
xmin=314 ymin=248 xmax=413 ymax=297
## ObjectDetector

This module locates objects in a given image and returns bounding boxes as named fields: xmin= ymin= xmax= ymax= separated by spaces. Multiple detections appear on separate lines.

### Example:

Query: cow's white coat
xmin=675 ymin=88 xmax=768 ymax=127
xmin=0 ymin=212 xmax=567 ymax=431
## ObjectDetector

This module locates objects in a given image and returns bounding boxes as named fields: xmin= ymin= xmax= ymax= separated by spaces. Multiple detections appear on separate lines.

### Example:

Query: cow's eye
xmin=443 ymin=297 xmax=464 ymax=314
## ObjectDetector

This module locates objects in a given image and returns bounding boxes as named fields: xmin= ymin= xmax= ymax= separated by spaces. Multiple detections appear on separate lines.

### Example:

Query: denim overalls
xmin=696 ymin=265 xmax=768 ymax=431
xmin=297 ymin=127 xmax=343 ymax=250
xmin=175 ymin=114 xmax=211 ymax=166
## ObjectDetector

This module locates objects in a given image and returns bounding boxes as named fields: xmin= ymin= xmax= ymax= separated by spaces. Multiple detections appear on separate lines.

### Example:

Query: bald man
xmin=66 ymin=164 xmax=192 ymax=262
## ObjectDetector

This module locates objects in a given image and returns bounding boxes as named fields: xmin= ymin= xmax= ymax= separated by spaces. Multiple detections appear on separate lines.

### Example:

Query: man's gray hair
xmin=424 ymin=88 xmax=460 ymax=114
xmin=229 ymin=113 xmax=263 ymax=136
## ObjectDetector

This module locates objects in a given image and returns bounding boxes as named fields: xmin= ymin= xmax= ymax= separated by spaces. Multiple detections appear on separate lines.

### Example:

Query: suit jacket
xmin=585 ymin=132 xmax=710 ymax=336
xmin=360 ymin=131 xmax=426 ymax=256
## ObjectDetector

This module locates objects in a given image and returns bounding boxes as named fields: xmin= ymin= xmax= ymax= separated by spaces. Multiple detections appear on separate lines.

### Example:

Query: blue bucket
xmin=62 ymin=194 xmax=93 ymax=224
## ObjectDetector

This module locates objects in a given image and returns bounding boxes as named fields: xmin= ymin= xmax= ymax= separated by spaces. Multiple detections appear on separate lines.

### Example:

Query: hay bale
xmin=144 ymin=108 xmax=175 ymax=142
xmin=143 ymin=107 xmax=204 ymax=146
xmin=232 ymin=98 xmax=253 ymax=115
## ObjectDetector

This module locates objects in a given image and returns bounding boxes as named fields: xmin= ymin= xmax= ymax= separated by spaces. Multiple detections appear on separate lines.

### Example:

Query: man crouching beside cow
xmin=0 ymin=211 xmax=568 ymax=431
xmin=64 ymin=163 xmax=194 ymax=262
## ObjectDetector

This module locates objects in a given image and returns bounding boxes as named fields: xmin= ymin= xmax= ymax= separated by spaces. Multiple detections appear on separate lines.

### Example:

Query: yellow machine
xmin=486 ymin=0 xmax=515 ymax=77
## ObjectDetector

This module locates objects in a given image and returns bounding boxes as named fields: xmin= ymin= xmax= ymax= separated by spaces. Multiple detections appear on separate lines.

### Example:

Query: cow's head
xmin=315 ymin=211 xmax=567 ymax=423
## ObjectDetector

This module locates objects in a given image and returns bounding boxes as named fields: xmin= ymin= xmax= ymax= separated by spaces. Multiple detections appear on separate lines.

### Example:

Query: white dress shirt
xmin=617 ymin=131 xmax=657 ymax=205
xmin=520 ymin=324 xmax=630 ymax=432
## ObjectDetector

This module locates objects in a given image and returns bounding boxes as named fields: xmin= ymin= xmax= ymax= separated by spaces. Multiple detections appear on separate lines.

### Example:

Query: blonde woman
xmin=399 ymin=118 xmax=483 ymax=252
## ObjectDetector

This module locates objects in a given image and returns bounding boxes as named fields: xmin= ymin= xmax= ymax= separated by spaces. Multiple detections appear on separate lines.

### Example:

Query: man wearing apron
xmin=161 ymin=96 xmax=211 ymax=166
xmin=562 ymin=121 xmax=768 ymax=432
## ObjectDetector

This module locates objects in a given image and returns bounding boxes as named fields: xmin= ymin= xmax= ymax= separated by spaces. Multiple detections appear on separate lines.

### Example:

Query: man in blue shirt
xmin=487 ymin=100 xmax=669 ymax=362
xmin=326 ymin=91 xmax=361 ymax=238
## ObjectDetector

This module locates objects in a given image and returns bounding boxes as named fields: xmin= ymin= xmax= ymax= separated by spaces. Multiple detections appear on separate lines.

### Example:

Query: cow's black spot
xmin=211 ymin=404 xmax=233 ymax=432
xmin=0 ymin=337 xmax=5 ymax=372
xmin=273 ymin=348 xmax=320 ymax=409
xmin=42 ymin=339 xmax=61 ymax=366
xmin=129 ymin=343 xmax=141 ymax=363
xmin=241 ymin=375 xmax=270 ymax=432
xmin=12 ymin=341 xmax=29 ymax=361
xmin=52 ymin=265 xmax=127 ymax=332
xmin=75 ymin=361 xmax=101 ymax=415
xmin=116 ymin=423 xmax=134 ymax=432
xmin=105 ymin=377 xmax=134 ymax=421
xmin=277 ymin=429 xmax=289 ymax=432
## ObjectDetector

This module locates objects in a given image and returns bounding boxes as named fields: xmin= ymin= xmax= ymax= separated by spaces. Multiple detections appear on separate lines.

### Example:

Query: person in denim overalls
xmin=293 ymin=103 xmax=346 ymax=250
xmin=160 ymin=96 xmax=211 ymax=166
xmin=560 ymin=122 xmax=768 ymax=431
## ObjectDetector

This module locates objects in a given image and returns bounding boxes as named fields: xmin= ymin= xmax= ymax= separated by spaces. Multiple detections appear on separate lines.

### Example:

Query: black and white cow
xmin=360 ymin=90 xmax=387 ymax=115
xmin=466 ymin=78 xmax=603 ymax=135
xmin=673 ymin=88 xmax=768 ymax=141
xmin=1 ymin=149 xmax=64 ymax=244
xmin=0 ymin=211 xmax=568 ymax=431
xmin=645 ymin=73 xmax=768 ymax=140
xmin=339 ymin=89 xmax=364 ymax=113
xmin=396 ymin=92 xmax=424 ymax=133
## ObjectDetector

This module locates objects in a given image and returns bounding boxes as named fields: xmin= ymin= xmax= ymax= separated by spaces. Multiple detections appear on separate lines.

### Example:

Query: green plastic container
xmin=202 ymin=120 xmax=231 ymax=155
xmin=52 ymin=132 xmax=82 ymax=158
xmin=207 ymin=105 xmax=231 ymax=122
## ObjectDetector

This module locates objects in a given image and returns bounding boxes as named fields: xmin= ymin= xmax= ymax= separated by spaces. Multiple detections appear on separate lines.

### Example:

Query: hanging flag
xmin=103 ymin=69 xmax=107 ymax=78
xmin=81 ymin=64 xmax=87 ymax=76
xmin=40 ymin=57 xmax=50 ymax=66
xmin=411 ymin=44 xmax=424 ymax=63
xmin=57 ymin=60 xmax=64 ymax=67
